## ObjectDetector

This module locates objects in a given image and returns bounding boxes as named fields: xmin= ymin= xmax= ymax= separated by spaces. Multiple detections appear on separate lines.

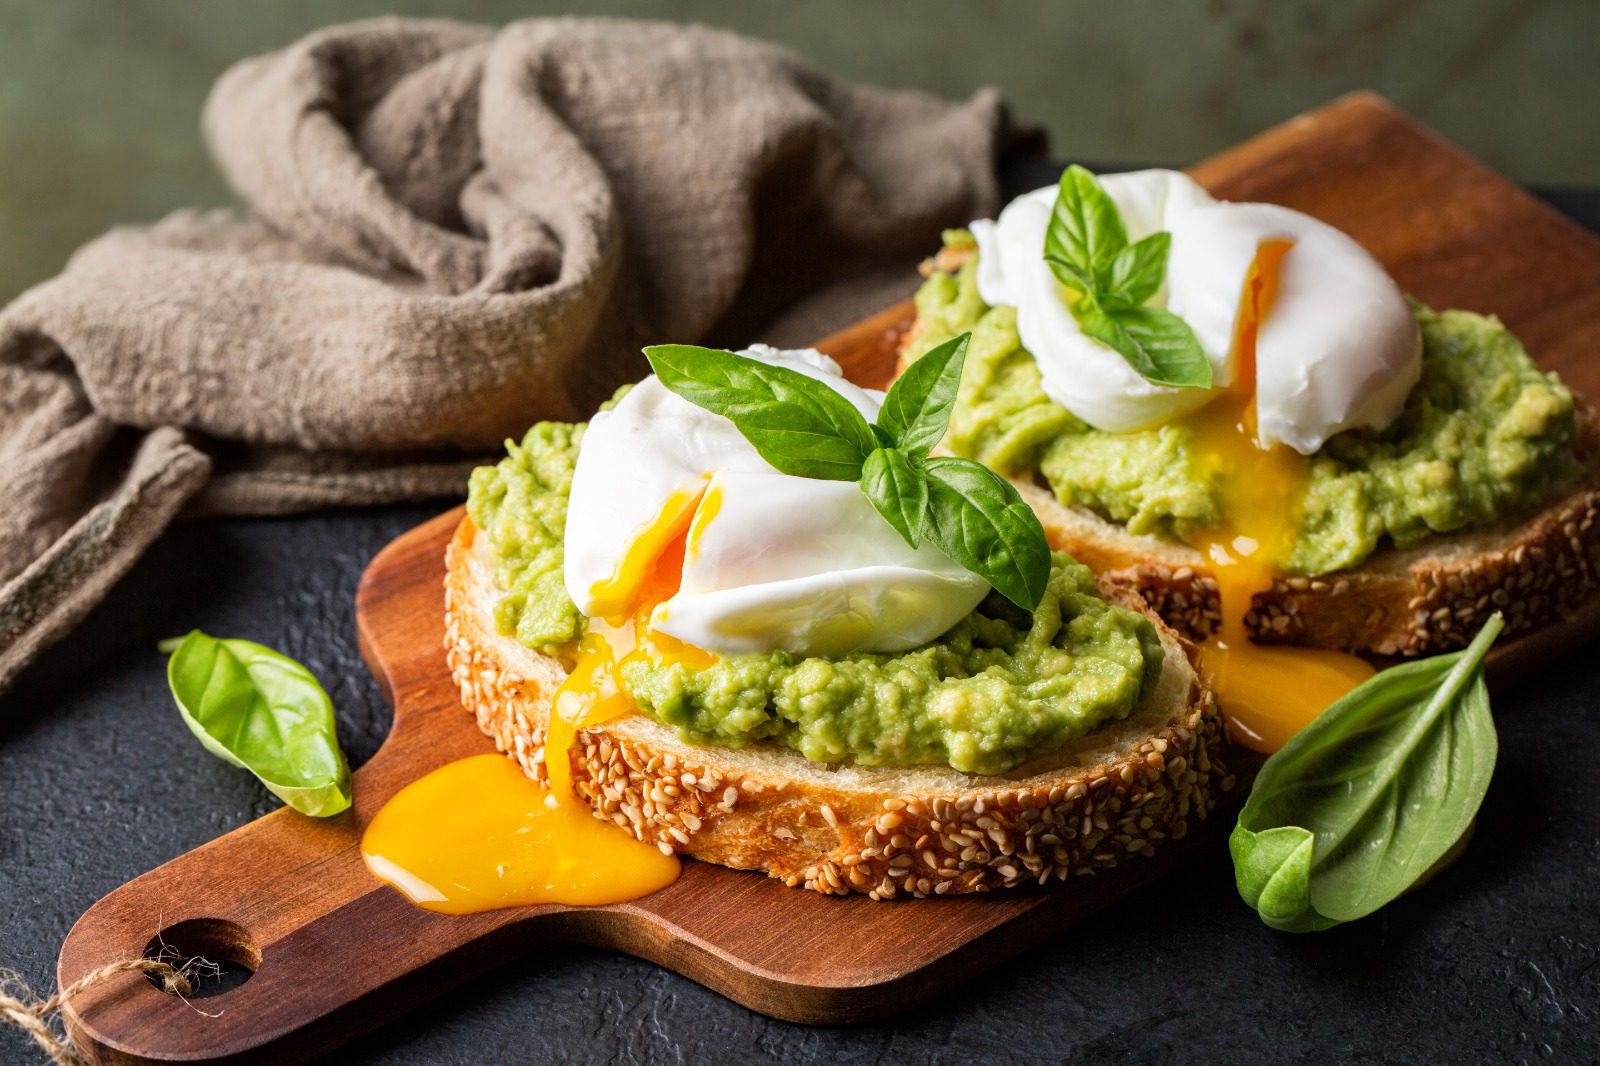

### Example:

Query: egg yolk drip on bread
xmin=361 ymin=752 xmax=680 ymax=914
xmin=1182 ymin=240 xmax=1375 ymax=753
xmin=544 ymin=483 xmax=719 ymax=805
xmin=958 ymin=169 xmax=1450 ymax=751
xmin=361 ymin=509 xmax=691 ymax=916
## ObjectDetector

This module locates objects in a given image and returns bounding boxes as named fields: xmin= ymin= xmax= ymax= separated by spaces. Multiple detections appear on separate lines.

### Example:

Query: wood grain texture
xmin=56 ymin=92 xmax=1600 ymax=1064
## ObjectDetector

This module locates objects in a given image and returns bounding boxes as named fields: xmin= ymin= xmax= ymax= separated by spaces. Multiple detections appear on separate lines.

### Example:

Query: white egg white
xmin=1166 ymin=202 xmax=1421 ymax=452
xmin=654 ymin=471 xmax=987 ymax=657
xmin=563 ymin=347 xmax=990 ymax=657
xmin=970 ymin=169 xmax=1421 ymax=453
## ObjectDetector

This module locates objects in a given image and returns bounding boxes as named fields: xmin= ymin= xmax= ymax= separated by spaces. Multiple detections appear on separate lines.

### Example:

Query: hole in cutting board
xmin=143 ymin=917 xmax=261 ymax=998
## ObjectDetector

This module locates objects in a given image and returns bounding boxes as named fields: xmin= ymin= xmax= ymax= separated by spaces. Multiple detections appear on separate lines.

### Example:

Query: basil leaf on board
xmin=920 ymin=456 xmax=1051 ymax=611
xmin=1077 ymin=302 xmax=1213 ymax=390
xmin=859 ymin=447 xmax=928 ymax=548
xmin=165 ymin=630 xmax=352 ymax=817
xmin=644 ymin=344 xmax=877 ymax=481
xmin=1229 ymin=614 xmax=1503 ymax=932
xmin=1043 ymin=165 xmax=1127 ymax=293
xmin=877 ymin=332 xmax=969 ymax=457
xmin=1101 ymin=231 xmax=1172 ymax=310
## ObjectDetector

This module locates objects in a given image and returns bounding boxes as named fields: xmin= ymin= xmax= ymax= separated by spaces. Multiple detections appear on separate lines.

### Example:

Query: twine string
xmin=0 ymin=950 xmax=217 ymax=1066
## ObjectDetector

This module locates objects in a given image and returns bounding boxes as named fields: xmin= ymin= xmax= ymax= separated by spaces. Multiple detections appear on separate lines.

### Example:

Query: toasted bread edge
xmin=444 ymin=518 xmax=1233 ymax=898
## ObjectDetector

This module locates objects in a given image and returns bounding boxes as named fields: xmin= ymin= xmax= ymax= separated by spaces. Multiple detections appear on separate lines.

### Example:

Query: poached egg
xmin=971 ymin=169 xmax=1421 ymax=453
xmin=563 ymin=345 xmax=990 ymax=658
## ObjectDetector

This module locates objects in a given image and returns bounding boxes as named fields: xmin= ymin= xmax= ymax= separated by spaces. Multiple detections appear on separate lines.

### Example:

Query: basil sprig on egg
xmin=1231 ymin=614 xmax=1502 ymax=931
xmin=1044 ymin=165 xmax=1212 ymax=389
xmin=644 ymin=335 xmax=1051 ymax=611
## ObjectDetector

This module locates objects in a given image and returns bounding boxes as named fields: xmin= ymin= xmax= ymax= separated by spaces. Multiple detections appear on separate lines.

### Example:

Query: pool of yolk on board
xmin=361 ymin=487 xmax=720 ymax=914
xmin=1184 ymin=239 xmax=1375 ymax=754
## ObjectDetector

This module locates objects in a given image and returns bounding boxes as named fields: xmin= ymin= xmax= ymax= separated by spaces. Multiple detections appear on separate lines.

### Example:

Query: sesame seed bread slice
xmin=444 ymin=517 xmax=1234 ymax=899
xmin=901 ymin=244 xmax=1600 ymax=657
xmin=1011 ymin=468 xmax=1600 ymax=657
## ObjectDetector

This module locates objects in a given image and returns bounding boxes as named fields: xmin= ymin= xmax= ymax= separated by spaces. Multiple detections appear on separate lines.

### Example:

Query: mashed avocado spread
xmin=467 ymin=421 xmax=1164 ymax=775
xmin=913 ymin=231 xmax=1579 ymax=575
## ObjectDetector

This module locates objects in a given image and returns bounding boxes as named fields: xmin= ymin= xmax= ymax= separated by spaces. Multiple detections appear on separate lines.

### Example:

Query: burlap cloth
xmin=0 ymin=17 xmax=1029 ymax=694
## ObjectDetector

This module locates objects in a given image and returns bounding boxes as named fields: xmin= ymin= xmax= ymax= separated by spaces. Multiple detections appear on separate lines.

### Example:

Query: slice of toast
xmin=1013 ymin=475 xmax=1600 ymax=656
xmin=445 ymin=517 xmax=1233 ymax=899
xmin=901 ymin=248 xmax=1600 ymax=656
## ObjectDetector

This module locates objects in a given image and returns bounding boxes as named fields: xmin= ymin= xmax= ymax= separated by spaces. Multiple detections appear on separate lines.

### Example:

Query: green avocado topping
xmin=911 ymin=231 xmax=1579 ymax=575
xmin=466 ymin=421 xmax=586 ymax=653
xmin=465 ymin=415 xmax=1164 ymax=775
xmin=623 ymin=555 xmax=1162 ymax=775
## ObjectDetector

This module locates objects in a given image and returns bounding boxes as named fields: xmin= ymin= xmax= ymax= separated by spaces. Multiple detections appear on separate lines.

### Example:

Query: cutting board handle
xmin=53 ymin=512 xmax=549 ymax=1063
xmin=55 ymin=760 xmax=553 ymax=1064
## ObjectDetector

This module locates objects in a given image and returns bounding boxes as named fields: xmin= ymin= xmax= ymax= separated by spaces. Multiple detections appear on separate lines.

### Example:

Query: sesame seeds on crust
xmin=1034 ymin=484 xmax=1600 ymax=656
xmin=443 ymin=519 xmax=1235 ymax=898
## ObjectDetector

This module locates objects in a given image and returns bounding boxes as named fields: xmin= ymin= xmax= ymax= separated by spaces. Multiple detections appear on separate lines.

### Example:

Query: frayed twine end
xmin=1 ymin=946 xmax=222 ymax=1066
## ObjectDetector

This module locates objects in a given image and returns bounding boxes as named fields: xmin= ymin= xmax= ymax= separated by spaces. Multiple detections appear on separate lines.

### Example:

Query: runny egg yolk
xmin=360 ymin=754 xmax=679 ymax=913
xmin=361 ymin=492 xmax=724 ymax=914
xmin=545 ymin=484 xmax=718 ymax=805
xmin=1186 ymin=240 xmax=1376 ymax=754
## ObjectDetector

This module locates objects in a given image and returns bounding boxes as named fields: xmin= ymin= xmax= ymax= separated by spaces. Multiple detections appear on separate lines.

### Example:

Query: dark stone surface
xmin=5 ymin=182 xmax=1600 ymax=1064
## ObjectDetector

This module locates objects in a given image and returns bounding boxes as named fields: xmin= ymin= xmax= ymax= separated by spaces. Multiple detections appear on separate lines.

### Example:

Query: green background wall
xmin=2 ymin=0 xmax=1595 ymax=304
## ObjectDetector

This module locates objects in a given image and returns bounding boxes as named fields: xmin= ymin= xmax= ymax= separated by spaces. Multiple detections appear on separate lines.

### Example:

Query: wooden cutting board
xmin=57 ymin=92 xmax=1600 ymax=1065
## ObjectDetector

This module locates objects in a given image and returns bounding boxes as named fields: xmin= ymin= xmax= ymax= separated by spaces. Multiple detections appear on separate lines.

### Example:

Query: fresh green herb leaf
xmin=1043 ymin=254 xmax=1096 ymax=296
xmin=165 ymin=630 xmax=352 ymax=817
xmin=644 ymin=344 xmax=877 ymax=481
xmin=1077 ymin=302 xmax=1212 ymax=389
xmin=641 ymin=339 xmax=1051 ymax=607
xmin=1230 ymin=614 xmax=1503 ymax=932
xmin=1101 ymin=231 xmax=1172 ymax=309
xmin=1043 ymin=165 xmax=1128 ymax=293
xmin=860 ymin=447 xmax=928 ymax=548
xmin=877 ymin=332 xmax=969 ymax=457
xmin=1041 ymin=167 xmax=1212 ymax=390
xmin=1231 ymin=824 xmax=1336 ymax=933
xmin=920 ymin=456 xmax=1051 ymax=611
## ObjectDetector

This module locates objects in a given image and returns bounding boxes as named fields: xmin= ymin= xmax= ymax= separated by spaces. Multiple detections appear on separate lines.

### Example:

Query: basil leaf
xmin=645 ymin=344 xmax=877 ymax=481
xmin=920 ymin=456 xmax=1050 ymax=610
xmin=860 ymin=447 xmax=928 ymax=548
xmin=1228 ymin=824 xmax=1338 ymax=933
xmin=1040 ymin=167 xmax=1215 ymax=392
xmin=165 ymin=630 xmax=352 ymax=817
xmin=640 ymin=343 xmax=1047 ymax=602
xmin=878 ymin=332 xmax=969 ymax=457
xmin=1078 ymin=303 xmax=1213 ymax=390
xmin=1101 ymin=231 xmax=1171 ymax=309
xmin=1230 ymin=615 xmax=1502 ymax=931
xmin=1043 ymin=254 xmax=1096 ymax=296
xmin=1044 ymin=164 xmax=1127 ymax=293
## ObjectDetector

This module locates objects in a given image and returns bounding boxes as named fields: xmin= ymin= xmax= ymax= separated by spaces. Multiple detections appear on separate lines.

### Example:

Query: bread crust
xmin=903 ymin=247 xmax=1600 ymax=655
xmin=444 ymin=519 xmax=1233 ymax=898
xmin=1015 ymin=476 xmax=1600 ymax=656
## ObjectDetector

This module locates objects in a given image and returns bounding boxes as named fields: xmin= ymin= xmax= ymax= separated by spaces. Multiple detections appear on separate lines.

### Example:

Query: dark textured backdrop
xmin=3 ymin=182 xmax=1600 ymax=1064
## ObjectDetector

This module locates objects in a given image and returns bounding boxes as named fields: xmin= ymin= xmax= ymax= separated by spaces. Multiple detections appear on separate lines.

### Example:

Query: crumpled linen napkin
xmin=0 ymin=16 xmax=1026 ymax=694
